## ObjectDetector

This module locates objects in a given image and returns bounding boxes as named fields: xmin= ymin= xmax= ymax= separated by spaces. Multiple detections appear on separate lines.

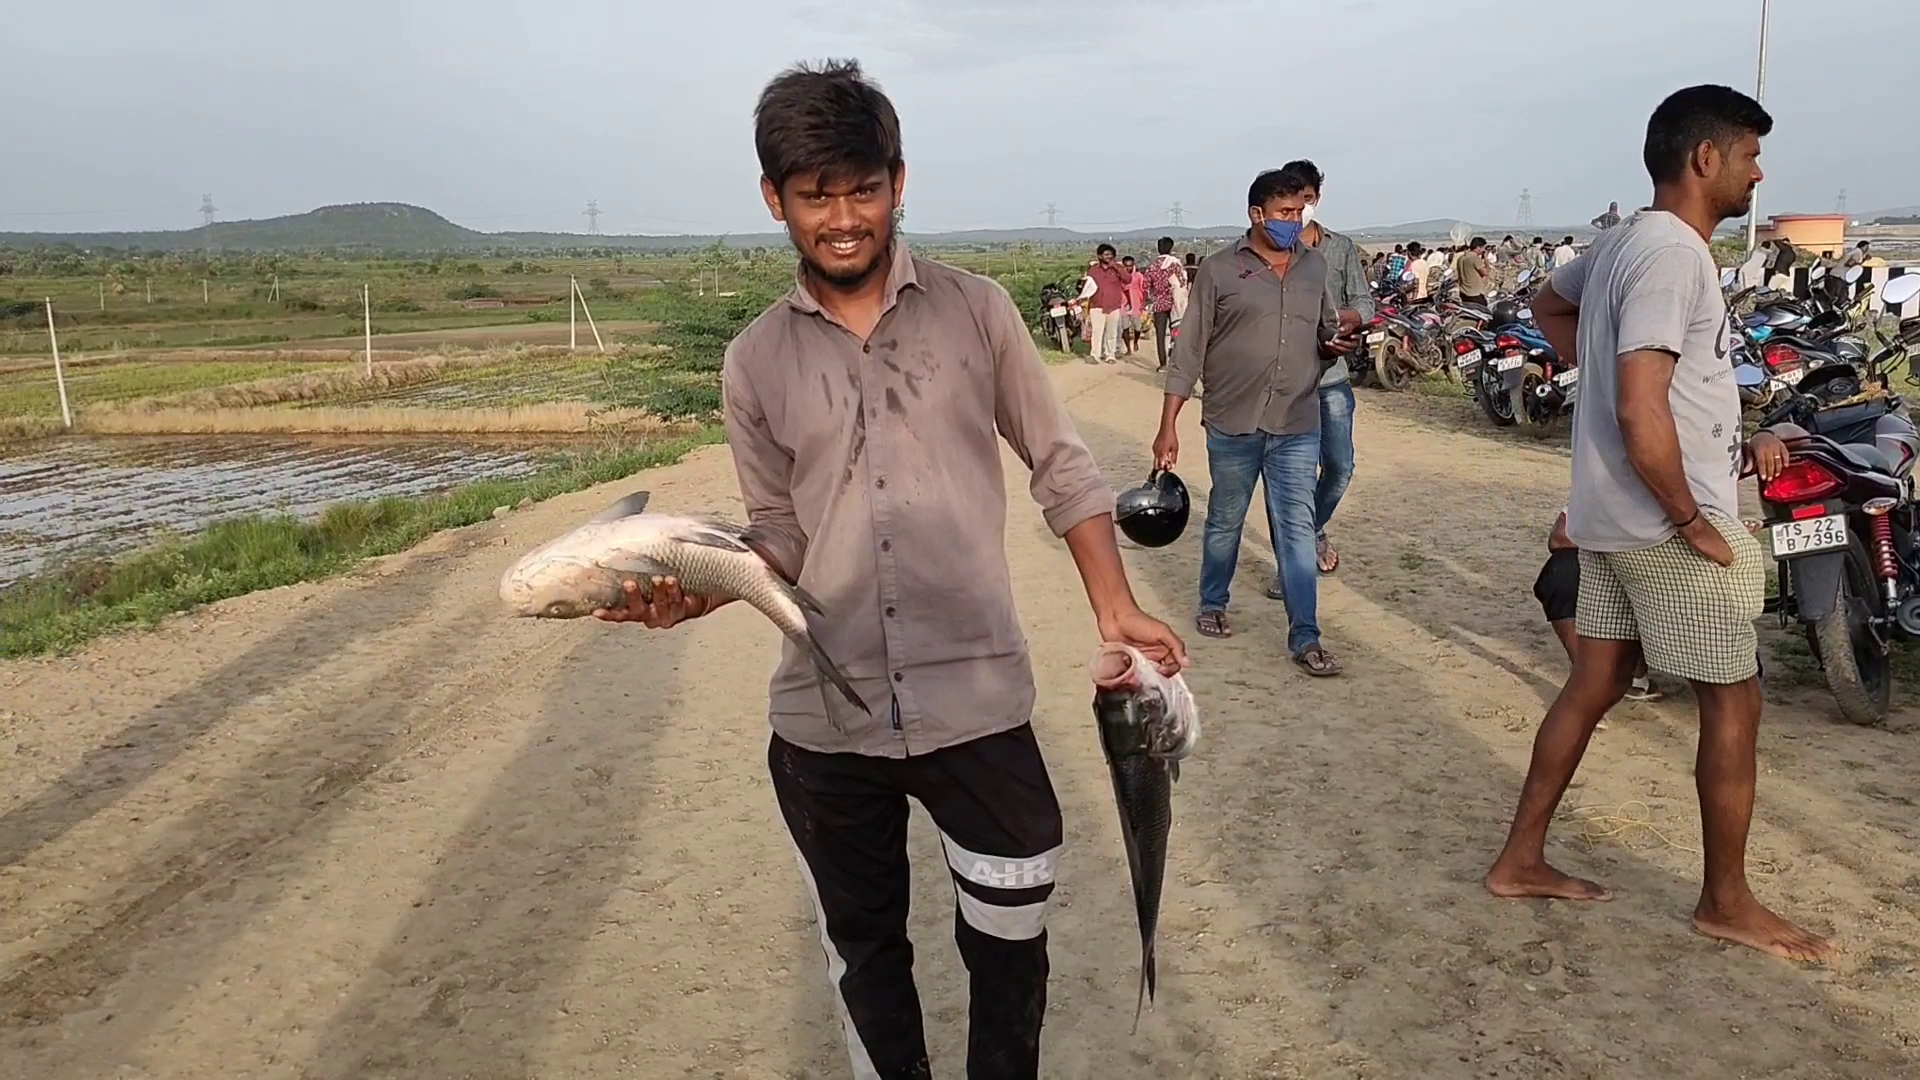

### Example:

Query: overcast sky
xmin=3 ymin=0 xmax=1914 ymax=236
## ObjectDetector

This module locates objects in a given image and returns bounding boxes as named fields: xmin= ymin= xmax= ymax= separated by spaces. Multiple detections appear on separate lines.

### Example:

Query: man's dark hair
xmin=753 ymin=59 xmax=904 ymax=193
xmin=1502 ymin=234 xmax=1514 ymax=242
xmin=1157 ymin=236 xmax=1174 ymax=255
xmin=1563 ymin=235 xmax=1574 ymax=244
xmin=1532 ymin=236 xmax=1544 ymax=244
xmin=1858 ymin=240 xmax=1870 ymax=249
xmin=1097 ymin=242 xmax=1116 ymax=256
xmin=1407 ymin=242 xmax=1424 ymax=256
xmin=1279 ymin=158 xmax=1325 ymax=194
xmin=1470 ymin=237 xmax=1486 ymax=249
xmin=1393 ymin=243 xmax=1405 ymax=253
xmin=1642 ymin=84 xmax=1773 ymax=185
xmin=1122 ymin=255 xmax=1135 ymax=265
xmin=1249 ymin=166 xmax=1313 ymax=208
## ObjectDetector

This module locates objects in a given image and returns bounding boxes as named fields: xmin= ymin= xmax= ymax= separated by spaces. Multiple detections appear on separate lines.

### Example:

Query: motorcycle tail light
xmin=1495 ymin=333 xmax=1522 ymax=350
xmin=1453 ymin=338 xmax=1476 ymax=355
xmin=1762 ymin=343 xmax=1804 ymax=371
xmin=1761 ymin=461 xmax=1843 ymax=503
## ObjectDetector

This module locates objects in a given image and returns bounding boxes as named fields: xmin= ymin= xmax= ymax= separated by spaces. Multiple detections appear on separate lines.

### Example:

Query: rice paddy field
xmin=0 ymin=245 xmax=1099 ymax=605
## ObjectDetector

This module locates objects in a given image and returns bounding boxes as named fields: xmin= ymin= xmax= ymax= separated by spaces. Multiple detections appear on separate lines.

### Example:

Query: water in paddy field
xmin=0 ymin=435 xmax=560 ymax=586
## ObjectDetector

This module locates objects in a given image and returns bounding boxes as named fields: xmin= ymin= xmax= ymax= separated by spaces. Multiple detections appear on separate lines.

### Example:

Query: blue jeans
xmin=1200 ymin=424 xmax=1322 ymax=655
xmin=1314 ymin=381 xmax=1357 ymax=541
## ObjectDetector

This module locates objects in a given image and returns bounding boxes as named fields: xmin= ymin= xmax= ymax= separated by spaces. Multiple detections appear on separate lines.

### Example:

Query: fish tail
xmin=807 ymin=635 xmax=870 ymax=721
xmin=1131 ymin=936 xmax=1155 ymax=1034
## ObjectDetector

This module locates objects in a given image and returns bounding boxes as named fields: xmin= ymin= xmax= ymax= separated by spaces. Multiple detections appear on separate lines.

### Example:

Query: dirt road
xmin=4 ymin=362 xmax=1919 ymax=1078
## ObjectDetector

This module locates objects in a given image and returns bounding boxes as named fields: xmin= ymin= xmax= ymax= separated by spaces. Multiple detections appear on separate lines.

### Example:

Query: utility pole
xmin=1835 ymin=189 xmax=1848 ymax=216
xmin=1168 ymin=202 xmax=1186 ymax=228
xmin=1744 ymin=0 xmax=1770 ymax=252
xmin=1516 ymin=189 xmax=1534 ymax=229
xmin=1042 ymin=202 xmax=1060 ymax=227
xmin=583 ymin=199 xmax=601 ymax=235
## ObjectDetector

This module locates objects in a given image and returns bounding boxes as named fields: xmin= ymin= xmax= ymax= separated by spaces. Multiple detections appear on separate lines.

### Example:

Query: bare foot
xmin=1485 ymin=860 xmax=1613 ymax=901
xmin=1692 ymin=895 xmax=1833 ymax=962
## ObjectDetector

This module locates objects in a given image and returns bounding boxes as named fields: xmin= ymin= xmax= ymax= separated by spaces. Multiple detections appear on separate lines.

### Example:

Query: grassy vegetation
xmin=0 ymin=428 xmax=723 ymax=658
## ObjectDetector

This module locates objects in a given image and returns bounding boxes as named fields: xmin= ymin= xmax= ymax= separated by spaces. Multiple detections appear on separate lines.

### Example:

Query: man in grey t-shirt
xmin=1485 ymin=84 xmax=1831 ymax=964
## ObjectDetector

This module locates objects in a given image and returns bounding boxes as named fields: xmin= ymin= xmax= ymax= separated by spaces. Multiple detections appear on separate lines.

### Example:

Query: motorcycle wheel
xmin=1807 ymin=534 xmax=1892 ymax=726
xmin=1478 ymin=368 xmax=1516 ymax=427
xmin=1511 ymin=364 xmax=1562 ymax=439
xmin=1056 ymin=325 xmax=1072 ymax=355
xmin=1377 ymin=339 xmax=1414 ymax=391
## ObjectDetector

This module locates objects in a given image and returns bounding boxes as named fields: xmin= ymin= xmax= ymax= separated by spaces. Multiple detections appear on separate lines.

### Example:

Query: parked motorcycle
xmin=1758 ymin=274 xmax=1920 ymax=724
xmin=1038 ymin=282 xmax=1082 ymax=354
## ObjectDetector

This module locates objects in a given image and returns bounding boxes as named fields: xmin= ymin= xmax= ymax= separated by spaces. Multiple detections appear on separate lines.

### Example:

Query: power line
xmin=583 ymin=199 xmax=601 ymax=235
xmin=1042 ymin=202 xmax=1060 ymax=227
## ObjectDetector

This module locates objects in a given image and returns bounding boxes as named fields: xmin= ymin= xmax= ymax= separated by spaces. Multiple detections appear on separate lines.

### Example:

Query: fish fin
xmin=586 ymin=490 xmax=650 ymax=523
xmin=1131 ymin=939 xmax=1152 ymax=1035
xmin=670 ymin=520 xmax=754 ymax=553
xmin=1168 ymin=759 xmax=1181 ymax=784
xmin=595 ymin=554 xmax=674 ymax=582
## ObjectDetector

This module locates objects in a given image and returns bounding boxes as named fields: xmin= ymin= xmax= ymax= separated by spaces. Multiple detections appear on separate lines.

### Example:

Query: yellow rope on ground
xmin=1567 ymin=801 xmax=1779 ymax=876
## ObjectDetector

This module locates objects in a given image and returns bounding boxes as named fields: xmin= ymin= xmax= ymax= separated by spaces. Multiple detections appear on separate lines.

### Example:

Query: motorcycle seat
xmin=1836 ymin=441 xmax=1898 ymax=477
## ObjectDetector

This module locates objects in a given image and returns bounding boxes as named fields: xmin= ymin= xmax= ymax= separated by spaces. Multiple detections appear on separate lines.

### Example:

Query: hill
xmin=0 ymin=203 xmax=1247 ymax=255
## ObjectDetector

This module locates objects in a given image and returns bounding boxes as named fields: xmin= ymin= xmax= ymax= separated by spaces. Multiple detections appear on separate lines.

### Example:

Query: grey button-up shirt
xmin=720 ymin=241 xmax=1116 ymax=757
xmin=1165 ymin=234 xmax=1339 ymax=437
xmin=1314 ymin=225 xmax=1376 ymax=387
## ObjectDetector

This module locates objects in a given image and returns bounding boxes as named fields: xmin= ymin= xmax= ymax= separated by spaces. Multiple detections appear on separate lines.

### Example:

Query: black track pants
xmin=1152 ymin=310 xmax=1171 ymax=365
xmin=770 ymin=724 xmax=1064 ymax=1080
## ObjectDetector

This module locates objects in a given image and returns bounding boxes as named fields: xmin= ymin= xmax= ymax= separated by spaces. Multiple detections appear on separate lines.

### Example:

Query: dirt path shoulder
xmin=3 ymin=363 xmax=1918 ymax=1078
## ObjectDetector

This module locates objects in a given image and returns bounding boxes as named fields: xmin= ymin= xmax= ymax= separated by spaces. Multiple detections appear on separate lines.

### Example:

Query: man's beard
xmin=792 ymin=219 xmax=894 ymax=289
xmin=1717 ymin=182 xmax=1758 ymax=223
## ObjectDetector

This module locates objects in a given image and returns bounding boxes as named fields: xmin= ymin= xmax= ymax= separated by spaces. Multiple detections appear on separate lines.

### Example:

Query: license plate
xmin=1554 ymin=368 xmax=1580 ymax=387
xmin=1457 ymin=348 xmax=1482 ymax=369
xmin=1493 ymin=355 xmax=1524 ymax=372
xmin=1050 ymin=306 xmax=1067 ymax=317
xmin=1365 ymin=331 xmax=1386 ymax=344
xmin=1770 ymin=514 xmax=1848 ymax=557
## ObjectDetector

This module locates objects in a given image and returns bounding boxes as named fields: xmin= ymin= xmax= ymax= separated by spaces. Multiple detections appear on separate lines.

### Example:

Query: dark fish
xmin=1090 ymin=642 xmax=1199 ymax=1033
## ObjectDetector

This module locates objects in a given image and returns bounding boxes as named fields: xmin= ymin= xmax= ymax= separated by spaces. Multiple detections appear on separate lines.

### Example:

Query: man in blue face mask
xmin=1154 ymin=166 xmax=1363 ymax=677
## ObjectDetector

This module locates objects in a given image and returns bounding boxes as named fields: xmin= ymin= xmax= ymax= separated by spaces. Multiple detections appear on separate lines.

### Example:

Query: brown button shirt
xmin=1164 ymin=234 xmax=1338 ymax=437
xmin=720 ymin=241 xmax=1116 ymax=757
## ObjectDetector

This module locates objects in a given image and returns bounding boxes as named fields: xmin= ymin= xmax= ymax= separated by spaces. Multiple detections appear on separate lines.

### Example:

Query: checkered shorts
xmin=1575 ymin=511 xmax=1764 ymax=685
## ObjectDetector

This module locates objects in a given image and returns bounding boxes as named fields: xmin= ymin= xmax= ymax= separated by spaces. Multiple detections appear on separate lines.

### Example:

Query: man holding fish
xmin=590 ymin=59 xmax=1187 ymax=1079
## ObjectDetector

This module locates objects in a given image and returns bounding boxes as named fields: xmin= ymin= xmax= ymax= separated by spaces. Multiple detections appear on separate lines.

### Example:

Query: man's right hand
xmin=593 ymin=576 xmax=726 ymax=628
xmin=1152 ymin=426 xmax=1179 ymax=471
xmin=1680 ymin=516 xmax=1735 ymax=567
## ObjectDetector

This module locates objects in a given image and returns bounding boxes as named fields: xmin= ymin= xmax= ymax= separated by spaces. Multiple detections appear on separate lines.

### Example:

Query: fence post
xmin=573 ymin=277 xmax=606 ymax=353
xmin=45 ymin=299 xmax=73 ymax=430
xmin=363 ymin=284 xmax=373 ymax=374
xmin=570 ymin=274 xmax=578 ymax=351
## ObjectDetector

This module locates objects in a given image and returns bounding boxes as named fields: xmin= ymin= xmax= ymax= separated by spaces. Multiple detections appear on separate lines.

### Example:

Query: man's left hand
xmin=1744 ymin=431 xmax=1791 ymax=480
xmin=1099 ymin=605 xmax=1190 ymax=676
xmin=1336 ymin=307 xmax=1363 ymax=334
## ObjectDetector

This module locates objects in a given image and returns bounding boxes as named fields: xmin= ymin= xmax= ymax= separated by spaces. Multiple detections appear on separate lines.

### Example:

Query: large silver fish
xmin=1089 ymin=641 xmax=1199 ymax=1033
xmin=499 ymin=490 xmax=870 ymax=731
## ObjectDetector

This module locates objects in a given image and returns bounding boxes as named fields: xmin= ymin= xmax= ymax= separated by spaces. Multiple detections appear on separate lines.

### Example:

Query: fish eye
xmin=546 ymin=601 xmax=568 ymax=616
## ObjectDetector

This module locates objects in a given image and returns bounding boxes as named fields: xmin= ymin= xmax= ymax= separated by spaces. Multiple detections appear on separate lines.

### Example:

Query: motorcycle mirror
xmin=1733 ymin=363 xmax=1767 ymax=388
xmin=1845 ymin=265 xmax=1865 ymax=284
xmin=1720 ymin=268 xmax=1739 ymax=288
xmin=1882 ymin=275 xmax=1920 ymax=307
xmin=1516 ymin=269 xmax=1533 ymax=285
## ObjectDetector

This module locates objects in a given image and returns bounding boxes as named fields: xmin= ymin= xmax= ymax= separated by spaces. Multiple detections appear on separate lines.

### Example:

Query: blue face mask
xmin=1263 ymin=219 xmax=1304 ymax=250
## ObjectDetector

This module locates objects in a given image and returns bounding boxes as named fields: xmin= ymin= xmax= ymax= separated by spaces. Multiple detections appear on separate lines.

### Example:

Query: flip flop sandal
xmin=1317 ymin=538 xmax=1340 ymax=574
xmin=1195 ymin=611 xmax=1232 ymax=638
xmin=1294 ymin=645 xmax=1342 ymax=676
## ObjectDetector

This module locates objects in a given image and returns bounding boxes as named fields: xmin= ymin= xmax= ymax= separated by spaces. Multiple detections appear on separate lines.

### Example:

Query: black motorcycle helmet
xmin=1488 ymin=299 xmax=1521 ymax=328
xmin=1115 ymin=469 xmax=1191 ymax=548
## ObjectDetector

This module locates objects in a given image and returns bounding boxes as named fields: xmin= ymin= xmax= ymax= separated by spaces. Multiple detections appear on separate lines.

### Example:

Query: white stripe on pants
xmin=1088 ymin=307 xmax=1120 ymax=360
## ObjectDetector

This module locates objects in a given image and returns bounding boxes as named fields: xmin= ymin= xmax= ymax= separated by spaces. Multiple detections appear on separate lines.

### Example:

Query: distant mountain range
xmin=3 ymin=200 xmax=1906 ymax=254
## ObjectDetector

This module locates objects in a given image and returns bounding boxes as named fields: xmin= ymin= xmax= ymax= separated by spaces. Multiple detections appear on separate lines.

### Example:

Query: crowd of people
xmin=588 ymin=58 xmax=1834 ymax=1078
